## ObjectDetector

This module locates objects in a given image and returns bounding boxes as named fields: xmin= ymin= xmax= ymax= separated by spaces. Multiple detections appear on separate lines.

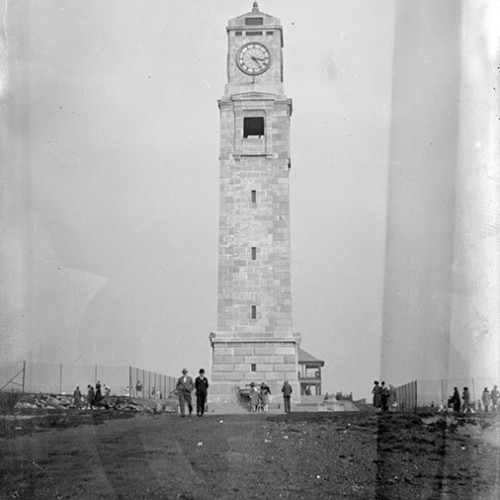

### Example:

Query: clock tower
xmin=210 ymin=2 xmax=301 ymax=404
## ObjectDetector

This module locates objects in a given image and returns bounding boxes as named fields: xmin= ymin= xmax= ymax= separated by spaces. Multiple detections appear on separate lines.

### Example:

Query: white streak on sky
xmin=0 ymin=0 xmax=11 ymax=99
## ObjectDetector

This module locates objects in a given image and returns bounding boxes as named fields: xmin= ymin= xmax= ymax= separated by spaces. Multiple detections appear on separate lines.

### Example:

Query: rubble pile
xmin=14 ymin=394 xmax=72 ymax=411
xmin=10 ymin=393 xmax=179 ymax=414
xmin=1 ymin=392 xmax=179 ymax=438
xmin=112 ymin=396 xmax=178 ymax=413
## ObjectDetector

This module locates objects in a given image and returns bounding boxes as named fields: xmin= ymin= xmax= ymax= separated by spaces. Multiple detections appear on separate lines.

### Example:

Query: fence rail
xmin=0 ymin=361 xmax=176 ymax=398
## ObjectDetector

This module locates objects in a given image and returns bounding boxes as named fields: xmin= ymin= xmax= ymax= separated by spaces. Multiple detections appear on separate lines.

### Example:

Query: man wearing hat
xmin=176 ymin=368 xmax=194 ymax=417
xmin=194 ymin=368 xmax=209 ymax=417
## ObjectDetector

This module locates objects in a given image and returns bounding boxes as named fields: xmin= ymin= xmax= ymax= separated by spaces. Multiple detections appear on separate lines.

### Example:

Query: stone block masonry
xmin=210 ymin=339 xmax=300 ymax=403
xmin=210 ymin=5 xmax=301 ymax=405
xmin=216 ymin=153 xmax=293 ymax=334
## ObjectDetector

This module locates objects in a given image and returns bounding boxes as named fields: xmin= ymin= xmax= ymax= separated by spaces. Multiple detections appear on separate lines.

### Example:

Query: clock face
xmin=236 ymin=43 xmax=271 ymax=75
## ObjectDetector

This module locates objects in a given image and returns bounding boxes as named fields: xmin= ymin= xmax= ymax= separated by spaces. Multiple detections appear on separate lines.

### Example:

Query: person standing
xmin=260 ymin=382 xmax=271 ymax=413
xmin=281 ymin=380 xmax=292 ymax=413
xmin=491 ymin=385 xmax=499 ymax=413
xmin=176 ymin=368 xmax=194 ymax=417
xmin=249 ymin=382 xmax=259 ymax=412
xmin=95 ymin=380 xmax=102 ymax=408
xmin=380 ymin=381 xmax=390 ymax=411
xmin=136 ymin=380 xmax=143 ymax=398
xmin=87 ymin=385 xmax=95 ymax=410
xmin=194 ymin=369 xmax=209 ymax=417
xmin=372 ymin=381 xmax=382 ymax=411
xmin=451 ymin=387 xmax=461 ymax=412
xmin=103 ymin=385 xmax=111 ymax=409
xmin=481 ymin=387 xmax=490 ymax=412
xmin=73 ymin=386 xmax=82 ymax=409
xmin=462 ymin=387 xmax=471 ymax=413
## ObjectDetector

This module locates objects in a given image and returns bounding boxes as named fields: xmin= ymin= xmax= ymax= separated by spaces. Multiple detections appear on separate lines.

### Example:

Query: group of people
xmin=248 ymin=380 xmax=293 ymax=413
xmin=448 ymin=385 xmax=499 ymax=413
xmin=73 ymin=380 xmax=111 ymax=410
xmin=175 ymin=368 xmax=209 ymax=417
xmin=134 ymin=381 xmax=163 ymax=400
xmin=372 ymin=380 xmax=396 ymax=412
xmin=176 ymin=371 xmax=294 ymax=415
xmin=248 ymin=381 xmax=271 ymax=412
xmin=371 ymin=381 xmax=500 ymax=413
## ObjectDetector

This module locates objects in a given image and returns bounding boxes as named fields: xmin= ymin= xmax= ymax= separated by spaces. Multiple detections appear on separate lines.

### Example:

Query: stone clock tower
xmin=210 ymin=2 xmax=301 ymax=404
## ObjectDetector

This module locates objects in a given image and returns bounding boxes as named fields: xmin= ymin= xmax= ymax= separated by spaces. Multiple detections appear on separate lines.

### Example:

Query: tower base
xmin=209 ymin=332 xmax=301 ymax=405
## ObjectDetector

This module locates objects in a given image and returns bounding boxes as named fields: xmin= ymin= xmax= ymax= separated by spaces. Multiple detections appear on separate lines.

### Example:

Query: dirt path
xmin=1 ymin=412 xmax=499 ymax=499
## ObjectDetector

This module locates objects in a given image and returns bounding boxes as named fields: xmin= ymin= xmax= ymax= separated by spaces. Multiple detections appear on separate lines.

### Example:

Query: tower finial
xmin=252 ymin=1 xmax=259 ymax=12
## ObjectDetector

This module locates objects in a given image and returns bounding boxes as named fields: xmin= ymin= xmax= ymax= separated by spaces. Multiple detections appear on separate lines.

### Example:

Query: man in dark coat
xmin=281 ymin=380 xmax=292 ymax=413
xmin=194 ymin=369 xmax=209 ymax=417
xmin=176 ymin=368 xmax=194 ymax=417
xmin=95 ymin=380 xmax=102 ymax=407
xmin=87 ymin=385 xmax=95 ymax=409
xmin=451 ymin=387 xmax=461 ymax=412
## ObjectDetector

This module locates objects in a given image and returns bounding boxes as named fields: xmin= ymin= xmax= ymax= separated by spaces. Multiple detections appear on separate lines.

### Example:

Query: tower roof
xmin=227 ymin=3 xmax=282 ymax=31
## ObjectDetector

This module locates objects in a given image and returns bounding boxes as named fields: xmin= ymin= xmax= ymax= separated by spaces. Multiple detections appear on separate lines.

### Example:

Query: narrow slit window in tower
xmin=251 ymin=305 xmax=257 ymax=319
xmin=251 ymin=363 xmax=257 ymax=372
xmin=251 ymin=190 xmax=257 ymax=204
xmin=251 ymin=247 xmax=257 ymax=260
xmin=244 ymin=117 xmax=264 ymax=138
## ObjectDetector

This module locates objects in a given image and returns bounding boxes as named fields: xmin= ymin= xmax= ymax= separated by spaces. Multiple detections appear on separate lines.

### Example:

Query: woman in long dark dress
xmin=451 ymin=387 xmax=461 ymax=412
xmin=372 ymin=381 xmax=382 ymax=411
xmin=95 ymin=380 xmax=102 ymax=407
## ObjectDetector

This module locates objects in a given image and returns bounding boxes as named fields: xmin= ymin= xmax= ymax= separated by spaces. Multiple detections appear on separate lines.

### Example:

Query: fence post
xmin=414 ymin=380 xmax=418 ymax=411
xmin=59 ymin=363 xmax=63 ymax=394
xmin=129 ymin=366 xmax=132 ymax=397
xmin=22 ymin=361 xmax=26 ymax=393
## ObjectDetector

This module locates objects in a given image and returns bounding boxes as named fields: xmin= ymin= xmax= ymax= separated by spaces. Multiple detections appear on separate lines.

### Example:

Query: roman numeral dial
xmin=236 ymin=43 xmax=271 ymax=75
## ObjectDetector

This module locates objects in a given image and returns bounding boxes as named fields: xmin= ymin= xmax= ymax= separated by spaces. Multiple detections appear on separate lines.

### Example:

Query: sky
xmin=1 ymin=0 xmax=397 ymax=399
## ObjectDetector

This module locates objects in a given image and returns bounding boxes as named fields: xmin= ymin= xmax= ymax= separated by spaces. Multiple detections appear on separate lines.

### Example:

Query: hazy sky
xmin=1 ymin=0 xmax=396 ymax=399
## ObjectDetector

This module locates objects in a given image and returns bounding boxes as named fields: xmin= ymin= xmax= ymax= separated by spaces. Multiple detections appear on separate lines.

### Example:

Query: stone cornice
xmin=209 ymin=331 xmax=301 ymax=346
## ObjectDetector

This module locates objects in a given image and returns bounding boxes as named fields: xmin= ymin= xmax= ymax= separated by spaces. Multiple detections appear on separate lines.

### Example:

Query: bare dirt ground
xmin=1 ymin=407 xmax=499 ymax=499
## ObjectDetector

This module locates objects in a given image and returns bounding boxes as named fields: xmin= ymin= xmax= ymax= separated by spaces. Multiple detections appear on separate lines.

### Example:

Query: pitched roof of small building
xmin=298 ymin=347 xmax=325 ymax=366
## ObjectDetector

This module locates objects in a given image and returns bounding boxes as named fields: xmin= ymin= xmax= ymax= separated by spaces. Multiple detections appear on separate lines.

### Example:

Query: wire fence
xmin=129 ymin=366 xmax=177 ymax=399
xmin=394 ymin=377 xmax=498 ymax=411
xmin=0 ymin=361 xmax=176 ymax=399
